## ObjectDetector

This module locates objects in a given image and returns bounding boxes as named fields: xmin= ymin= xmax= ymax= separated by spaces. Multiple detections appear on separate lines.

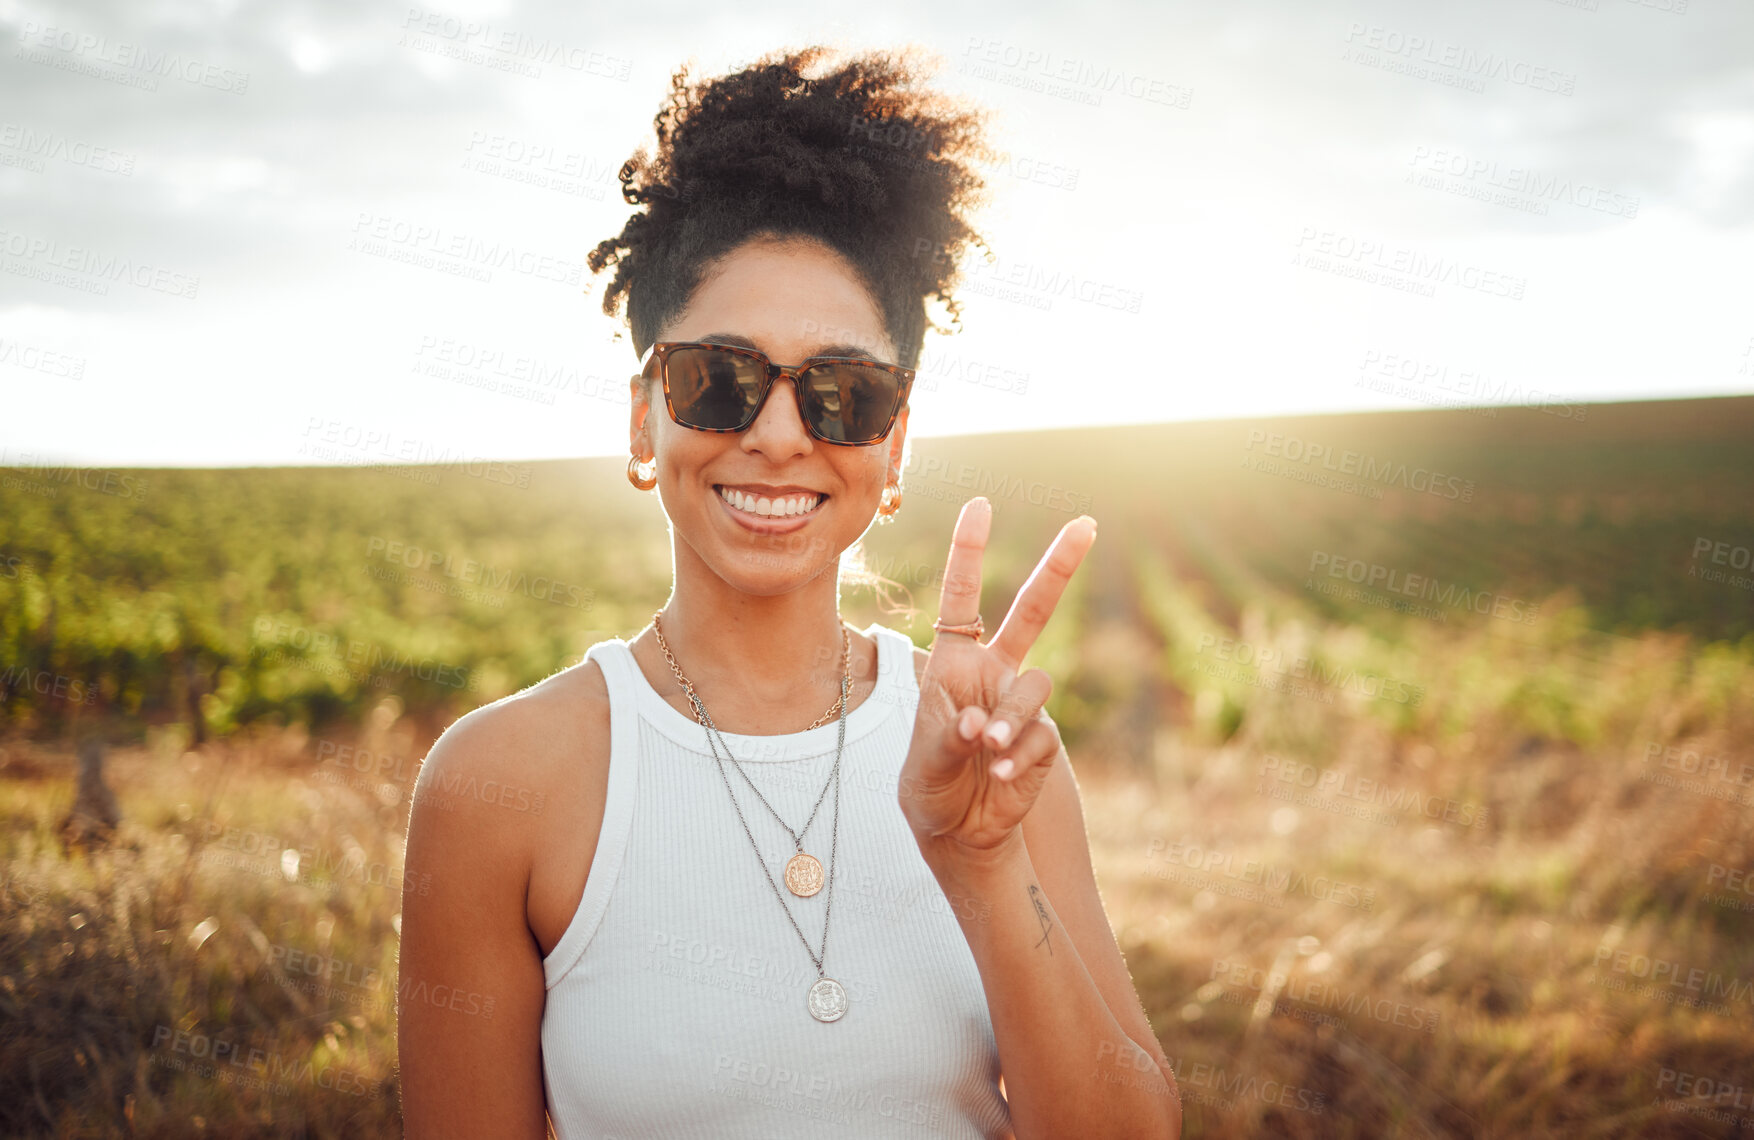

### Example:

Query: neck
xmin=649 ymin=570 xmax=850 ymax=710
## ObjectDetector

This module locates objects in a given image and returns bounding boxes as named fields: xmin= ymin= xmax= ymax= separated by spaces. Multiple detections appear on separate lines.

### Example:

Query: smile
xmin=715 ymin=485 xmax=824 ymax=518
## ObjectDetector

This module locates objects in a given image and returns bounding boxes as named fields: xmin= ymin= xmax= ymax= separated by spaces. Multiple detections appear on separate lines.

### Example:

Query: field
xmin=3 ymin=395 xmax=1753 ymax=1137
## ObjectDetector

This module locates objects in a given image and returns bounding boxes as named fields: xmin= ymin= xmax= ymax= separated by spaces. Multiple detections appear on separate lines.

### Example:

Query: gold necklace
xmin=649 ymin=610 xmax=855 ymax=1023
xmin=649 ymin=611 xmax=853 ymax=730
xmin=651 ymin=610 xmax=851 ymax=898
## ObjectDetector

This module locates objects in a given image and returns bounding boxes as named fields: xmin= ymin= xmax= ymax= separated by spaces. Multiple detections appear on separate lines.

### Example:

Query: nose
xmin=739 ymin=375 xmax=814 ymax=460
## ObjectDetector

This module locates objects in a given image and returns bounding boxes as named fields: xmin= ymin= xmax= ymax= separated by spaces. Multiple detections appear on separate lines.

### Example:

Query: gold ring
xmin=932 ymin=616 xmax=984 ymax=639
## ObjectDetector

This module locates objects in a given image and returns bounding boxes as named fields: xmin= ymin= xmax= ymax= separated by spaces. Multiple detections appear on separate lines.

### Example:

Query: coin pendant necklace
xmin=654 ymin=612 xmax=849 ymax=898
xmin=650 ymin=611 xmax=853 ymax=1023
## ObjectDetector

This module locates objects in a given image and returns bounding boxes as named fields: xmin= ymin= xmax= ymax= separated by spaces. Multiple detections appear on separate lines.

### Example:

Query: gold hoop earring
xmin=876 ymin=479 xmax=902 ymax=523
xmin=627 ymin=454 xmax=657 ymax=491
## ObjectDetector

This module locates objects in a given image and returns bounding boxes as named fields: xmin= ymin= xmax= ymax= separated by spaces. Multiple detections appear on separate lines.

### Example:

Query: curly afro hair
xmin=586 ymin=44 xmax=997 ymax=372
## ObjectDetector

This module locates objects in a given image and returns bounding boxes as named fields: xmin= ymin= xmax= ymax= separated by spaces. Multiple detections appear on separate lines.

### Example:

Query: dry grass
xmin=5 ymin=596 xmax=1751 ymax=1137
xmin=1066 ymin=572 xmax=1754 ymax=1138
xmin=5 ymin=402 xmax=1752 ymax=1136
xmin=1 ymin=722 xmax=412 ymax=1139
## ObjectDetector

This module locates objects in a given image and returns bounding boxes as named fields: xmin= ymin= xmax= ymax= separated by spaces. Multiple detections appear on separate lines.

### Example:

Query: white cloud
xmin=2 ymin=0 xmax=1750 ymax=466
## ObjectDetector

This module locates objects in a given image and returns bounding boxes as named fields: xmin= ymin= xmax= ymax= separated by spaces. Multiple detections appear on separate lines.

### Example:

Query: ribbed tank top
xmin=540 ymin=621 xmax=1013 ymax=1139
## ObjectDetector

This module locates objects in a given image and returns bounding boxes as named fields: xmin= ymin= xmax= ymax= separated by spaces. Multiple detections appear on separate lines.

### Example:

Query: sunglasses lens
xmin=800 ymin=363 xmax=904 ymax=444
xmin=662 ymin=347 xmax=905 ymax=443
xmin=665 ymin=347 xmax=765 ymax=430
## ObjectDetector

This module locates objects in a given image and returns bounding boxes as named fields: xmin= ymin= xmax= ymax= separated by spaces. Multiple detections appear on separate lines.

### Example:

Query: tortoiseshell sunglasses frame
xmin=638 ymin=340 xmax=914 ymax=447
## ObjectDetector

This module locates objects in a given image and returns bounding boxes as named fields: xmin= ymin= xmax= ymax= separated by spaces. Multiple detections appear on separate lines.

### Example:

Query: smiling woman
xmin=395 ymin=43 xmax=1180 ymax=1140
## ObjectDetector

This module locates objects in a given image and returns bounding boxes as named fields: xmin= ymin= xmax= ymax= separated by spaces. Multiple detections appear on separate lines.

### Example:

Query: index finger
xmin=935 ymin=496 xmax=993 ymax=638
xmin=986 ymin=514 xmax=1097 ymax=670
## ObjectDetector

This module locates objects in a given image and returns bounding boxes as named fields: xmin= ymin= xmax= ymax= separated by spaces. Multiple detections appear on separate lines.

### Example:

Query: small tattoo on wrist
xmin=1028 ymin=884 xmax=1054 ymax=955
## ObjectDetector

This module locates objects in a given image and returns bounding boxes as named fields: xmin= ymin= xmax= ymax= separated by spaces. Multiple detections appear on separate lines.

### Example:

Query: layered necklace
xmin=650 ymin=610 xmax=855 ymax=1023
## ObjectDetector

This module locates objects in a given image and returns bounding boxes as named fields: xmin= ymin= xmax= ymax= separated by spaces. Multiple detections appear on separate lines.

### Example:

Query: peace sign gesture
xmin=898 ymin=496 xmax=1098 ymax=864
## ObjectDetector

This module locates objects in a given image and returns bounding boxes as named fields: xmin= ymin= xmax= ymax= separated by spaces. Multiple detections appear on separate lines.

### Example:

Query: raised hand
xmin=897 ymin=496 xmax=1097 ymax=864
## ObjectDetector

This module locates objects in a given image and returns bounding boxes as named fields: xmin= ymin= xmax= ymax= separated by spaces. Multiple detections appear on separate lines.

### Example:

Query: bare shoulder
xmin=412 ymin=655 xmax=614 ymax=951
xmin=397 ymin=657 xmax=611 ymax=1138
xmin=420 ymin=656 xmax=610 ymax=798
xmin=412 ymin=654 xmax=612 ymax=850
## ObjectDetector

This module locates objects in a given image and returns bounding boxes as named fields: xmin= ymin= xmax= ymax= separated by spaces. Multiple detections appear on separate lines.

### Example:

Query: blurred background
xmin=3 ymin=0 xmax=1752 ymax=1136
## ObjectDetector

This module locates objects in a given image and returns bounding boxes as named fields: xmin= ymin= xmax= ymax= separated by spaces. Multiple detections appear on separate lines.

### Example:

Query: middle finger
xmin=986 ymin=515 xmax=1097 ymax=671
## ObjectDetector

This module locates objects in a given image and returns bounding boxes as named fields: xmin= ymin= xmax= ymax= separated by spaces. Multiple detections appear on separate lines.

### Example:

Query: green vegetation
xmin=3 ymin=396 xmax=1752 ymax=1136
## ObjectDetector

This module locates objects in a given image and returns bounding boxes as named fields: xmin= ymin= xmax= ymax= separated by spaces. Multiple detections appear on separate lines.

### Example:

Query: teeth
xmin=717 ymin=486 xmax=822 ymax=517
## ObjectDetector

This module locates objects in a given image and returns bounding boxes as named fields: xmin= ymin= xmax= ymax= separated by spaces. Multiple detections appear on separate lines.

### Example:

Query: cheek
xmin=655 ymin=427 xmax=718 ymax=472
xmin=850 ymin=457 xmax=891 ymax=493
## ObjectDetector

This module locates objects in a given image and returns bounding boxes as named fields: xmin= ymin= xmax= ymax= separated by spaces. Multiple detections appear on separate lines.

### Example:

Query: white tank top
xmin=540 ymin=621 xmax=1013 ymax=1139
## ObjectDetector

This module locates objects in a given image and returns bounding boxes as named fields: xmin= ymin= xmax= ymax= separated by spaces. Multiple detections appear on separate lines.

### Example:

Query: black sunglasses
xmin=638 ymin=341 xmax=913 ymax=446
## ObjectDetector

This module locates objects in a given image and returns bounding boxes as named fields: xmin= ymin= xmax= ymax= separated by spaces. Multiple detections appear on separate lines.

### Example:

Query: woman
xmin=397 ymin=45 xmax=1180 ymax=1139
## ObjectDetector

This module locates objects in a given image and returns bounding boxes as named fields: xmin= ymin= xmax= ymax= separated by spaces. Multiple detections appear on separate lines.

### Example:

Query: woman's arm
xmin=916 ymin=706 xmax=1182 ymax=1140
xmin=398 ymin=708 xmax=552 ymax=1139
xmin=896 ymin=501 xmax=1180 ymax=1138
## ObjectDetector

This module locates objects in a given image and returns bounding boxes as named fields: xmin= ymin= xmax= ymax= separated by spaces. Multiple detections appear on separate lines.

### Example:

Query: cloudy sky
xmin=3 ymin=0 xmax=1750 ymax=467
